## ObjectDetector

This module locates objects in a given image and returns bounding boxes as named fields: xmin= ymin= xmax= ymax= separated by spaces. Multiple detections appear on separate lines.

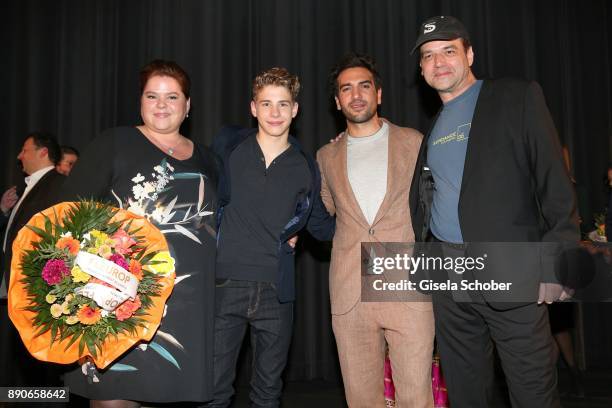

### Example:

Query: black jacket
xmin=2 ymin=169 xmax=65 ymax=288
xmin=212 ymin=126 xmax=335 ymax=302
xmin=409 ymin=79 xmax=580 ymax=302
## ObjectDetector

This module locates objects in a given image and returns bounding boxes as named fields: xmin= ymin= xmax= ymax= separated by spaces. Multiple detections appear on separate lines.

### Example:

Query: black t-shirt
xmin=216 ymin=136 xmax=311 ymax=282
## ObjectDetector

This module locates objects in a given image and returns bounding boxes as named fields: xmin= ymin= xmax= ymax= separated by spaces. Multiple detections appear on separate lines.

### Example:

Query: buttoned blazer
xmin=2 ymin=170 xmax=65 ymax=287
xmin=317 ymin=119 xmax=431 ymax=315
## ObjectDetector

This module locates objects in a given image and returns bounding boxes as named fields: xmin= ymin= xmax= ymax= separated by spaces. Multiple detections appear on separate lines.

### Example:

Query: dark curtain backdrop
xmin=3 ymin=0 xmax=612 ymax=379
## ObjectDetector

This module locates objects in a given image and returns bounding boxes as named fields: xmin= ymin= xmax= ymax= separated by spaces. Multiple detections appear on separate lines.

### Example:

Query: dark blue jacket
xmin=212 ymin=126 xmax=335 ymax=302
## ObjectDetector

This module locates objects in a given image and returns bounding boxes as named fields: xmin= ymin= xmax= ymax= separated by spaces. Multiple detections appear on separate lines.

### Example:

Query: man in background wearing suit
xmin=1 ymin=131 xmax=65 ymax=387
xmin=317 ymin=53 xmax=434 ymax=408
xmin=409 ymin=16 xmax=579 ymax=408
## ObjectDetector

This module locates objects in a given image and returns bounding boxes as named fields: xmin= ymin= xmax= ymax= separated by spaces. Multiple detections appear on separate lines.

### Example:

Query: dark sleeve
xmin=59 ymin=128 xmax=117 ymax=202
xmin=306 ymin=163 xmax=336 ymax=241
xmin=211 ymin=125 xmax=242 ymax=158
xmin=523 ymin=82 xmax=580 ymax=283
xmin=47 ymin=172 xmax=68 ymax=205
xmin=210 ymin=126 xmax=239 ymax=207
xmin=194 ymin=143 xmax=220 ymax=191
xmin=0 ymin=212 xmax=8 ymax=231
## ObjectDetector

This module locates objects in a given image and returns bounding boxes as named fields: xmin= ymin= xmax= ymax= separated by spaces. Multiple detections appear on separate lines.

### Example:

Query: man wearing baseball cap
xmin=408 ymin=15 xmax=579 ymax=407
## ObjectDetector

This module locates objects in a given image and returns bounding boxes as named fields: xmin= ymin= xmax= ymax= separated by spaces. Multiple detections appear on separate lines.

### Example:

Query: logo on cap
xmin=424 ymin=22 xmax=436 ymax=33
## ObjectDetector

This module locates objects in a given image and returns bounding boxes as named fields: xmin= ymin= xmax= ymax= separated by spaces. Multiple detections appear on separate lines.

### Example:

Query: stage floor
xmin=62 ymin=367 xmax=612 ymax=407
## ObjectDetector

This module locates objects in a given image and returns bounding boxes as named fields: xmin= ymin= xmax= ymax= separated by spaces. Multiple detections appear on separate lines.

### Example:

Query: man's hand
xmin=537 ymin=282 xmax=574 ymax=304
xmin=287 ymin=235 xmax=299 ymax=248
xmin=1 ymin=186 xmax=18 ymax=214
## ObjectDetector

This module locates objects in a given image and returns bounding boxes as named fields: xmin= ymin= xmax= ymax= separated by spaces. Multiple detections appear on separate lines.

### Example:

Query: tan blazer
xmin=317 ymin=119 xmax=431 ymax=315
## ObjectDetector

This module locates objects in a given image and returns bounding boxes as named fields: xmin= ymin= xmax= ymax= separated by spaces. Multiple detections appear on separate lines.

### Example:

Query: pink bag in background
xmin=384 ymin=353 xmax=450 ymax=407
xmin=432 ymin=355 xmax=450 ymax=408
xmin=384 ymin=353 xmax=396 ymax=407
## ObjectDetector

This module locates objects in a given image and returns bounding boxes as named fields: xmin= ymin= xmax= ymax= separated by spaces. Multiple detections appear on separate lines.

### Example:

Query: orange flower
xmin=56 ymin=237 xmax=80 ymax=255
xmin=76 ymin=305 xmax=102 ymax=325
xmin=129 ymin=259 xmax=143 ymax=281
xmin=115 ymin=296 xmax=142 ymax=321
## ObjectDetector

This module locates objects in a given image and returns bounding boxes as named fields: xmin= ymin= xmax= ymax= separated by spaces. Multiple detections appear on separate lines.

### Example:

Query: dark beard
xmin=341 ymin=105 xmax=377 ymax=124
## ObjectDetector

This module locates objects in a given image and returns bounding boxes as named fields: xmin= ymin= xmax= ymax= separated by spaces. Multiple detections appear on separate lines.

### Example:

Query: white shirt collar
xmin=24 ymin=166 xmax=55 ymax=187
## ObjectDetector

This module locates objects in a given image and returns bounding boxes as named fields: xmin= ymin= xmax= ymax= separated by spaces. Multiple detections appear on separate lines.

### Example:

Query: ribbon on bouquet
xmin=74 ymin=251 xmax=138 ymax=311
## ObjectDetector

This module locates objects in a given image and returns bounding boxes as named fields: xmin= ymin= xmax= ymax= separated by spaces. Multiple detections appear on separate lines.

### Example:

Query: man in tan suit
xmin=317 ymin=53 xmax=434 ymax=407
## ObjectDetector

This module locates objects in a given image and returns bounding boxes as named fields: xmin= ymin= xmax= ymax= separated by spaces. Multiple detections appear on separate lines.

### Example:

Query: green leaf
xmin=64 ymin=331 xmax=82 ymax=351
xmin=50 ymin=323 xmax=58 ymax=345
xmin=139 ymin=250 xmax=160 ymax=265
xmin=78 ymin=337 xmax=85 ymax=357
xmin=85 ymin=333 xmax=97 ymax=358
xmin=44 ymin=215 xmax=53 ymax=235
xmin=26 ymin=225 xmax=54 ymax=241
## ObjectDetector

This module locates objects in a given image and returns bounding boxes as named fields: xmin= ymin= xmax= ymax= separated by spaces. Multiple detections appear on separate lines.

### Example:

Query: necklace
xmin=140 ymin=127 xmax=182 ymax=155
xmin=163 ymin=138 xmax=182 ymax=156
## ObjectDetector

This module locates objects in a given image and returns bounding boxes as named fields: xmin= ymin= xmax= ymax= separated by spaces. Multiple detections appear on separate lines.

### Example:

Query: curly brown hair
xmin=252 ymin=67 xmax=300 ymax=101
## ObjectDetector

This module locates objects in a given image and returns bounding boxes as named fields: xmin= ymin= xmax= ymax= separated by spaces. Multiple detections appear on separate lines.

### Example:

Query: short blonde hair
xmin=252 ymin=67 xmax=300 ymax=101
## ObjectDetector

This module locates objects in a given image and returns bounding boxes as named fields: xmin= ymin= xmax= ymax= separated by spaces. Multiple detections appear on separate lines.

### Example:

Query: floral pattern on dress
xmin=111 ymin=158 xmax=213 ymax=245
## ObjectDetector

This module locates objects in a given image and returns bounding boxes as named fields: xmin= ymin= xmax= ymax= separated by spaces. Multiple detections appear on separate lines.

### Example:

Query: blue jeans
xmin=208 ymin=279 xmax=293 ymax=408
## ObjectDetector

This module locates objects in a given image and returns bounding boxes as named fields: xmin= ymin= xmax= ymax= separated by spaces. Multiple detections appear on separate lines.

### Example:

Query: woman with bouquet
xmin=61 ymin=60 xmax=217 ymax=407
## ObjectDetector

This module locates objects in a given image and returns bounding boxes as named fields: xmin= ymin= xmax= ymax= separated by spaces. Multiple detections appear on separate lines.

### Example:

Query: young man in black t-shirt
xmin=208 ymin=67 xmax=334 ymax=408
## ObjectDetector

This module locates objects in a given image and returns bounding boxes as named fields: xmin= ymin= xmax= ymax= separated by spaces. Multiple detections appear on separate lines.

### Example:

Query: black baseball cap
xmin=411 ymin=16 xmax=470 ymax=55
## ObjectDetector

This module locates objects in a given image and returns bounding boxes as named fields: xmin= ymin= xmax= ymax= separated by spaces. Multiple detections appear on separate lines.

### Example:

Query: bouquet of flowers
xmin=588 ymin=212 xmax=607 ymax=242
xmin=8 ymin=201 xmax=175 ymax=369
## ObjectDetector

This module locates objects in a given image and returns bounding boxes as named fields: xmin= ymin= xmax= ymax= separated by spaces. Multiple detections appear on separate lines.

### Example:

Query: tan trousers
xmin=332 ymin=302 xmax=435 ymax=408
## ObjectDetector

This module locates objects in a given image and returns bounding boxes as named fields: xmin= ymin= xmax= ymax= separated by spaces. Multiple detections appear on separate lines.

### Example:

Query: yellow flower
xmin=65 ymin=315 xmax=79 ymax=325
xmin=50 ymin=304 xmax=63 ymax=319
xmin=65 ymin=294 xmax=74 ymax=302
xmin=145 ymin=251 xmax=176 ymax=275
xmin=71 ymin=265 xmax=91 ymax=283
xmin=97 ymin=244 xmax=112 ymax=259
xmin=61 ymin=302 xmax=71 ymax=315
xmin=90 ymin=229 xmax=109 ymax=246
xmin=45 ymin=293 xmax=57 ymax=304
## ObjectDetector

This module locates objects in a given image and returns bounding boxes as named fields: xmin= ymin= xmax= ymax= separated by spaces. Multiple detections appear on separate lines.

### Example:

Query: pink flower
xmin=41 ymin=259 xmax=70 ymax=285
xmin=115 ymin=296 xmax=142 ymax=321
xmin=111 ymin=229 xmax=137 ymax=256
xmin=109 ymin=254 xmax=129 ymax=270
